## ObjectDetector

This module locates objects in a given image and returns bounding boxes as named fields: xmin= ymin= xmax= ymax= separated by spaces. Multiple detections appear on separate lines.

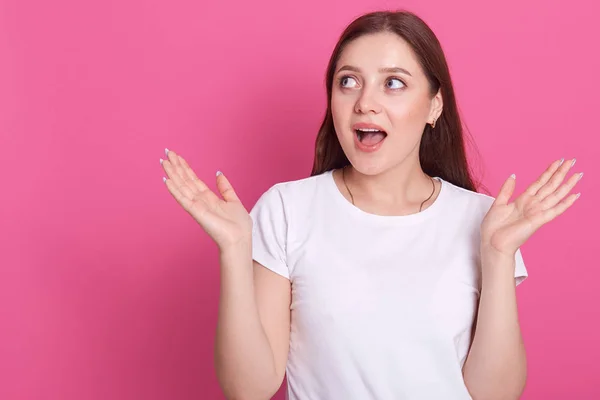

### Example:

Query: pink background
xmin=1 ymin=0 xmax=598 ymax=398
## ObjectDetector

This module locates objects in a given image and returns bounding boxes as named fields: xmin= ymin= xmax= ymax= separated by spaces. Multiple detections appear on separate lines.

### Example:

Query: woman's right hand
xmin=161 ymin=149 xmax=252 ymax=250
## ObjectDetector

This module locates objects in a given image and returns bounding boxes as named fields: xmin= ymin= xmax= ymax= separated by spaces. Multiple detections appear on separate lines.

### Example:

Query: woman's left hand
xmin=481 ymin=158 xmax=583 ymax=258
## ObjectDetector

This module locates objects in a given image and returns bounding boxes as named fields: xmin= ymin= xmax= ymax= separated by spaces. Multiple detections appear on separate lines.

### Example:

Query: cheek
xmin=386 ymin=99 xmax=428 ymax=132
xmin=332 ymin=91 xmax=353 ymax=112
xmin=331 ymin=94 xmax=354 ymax=131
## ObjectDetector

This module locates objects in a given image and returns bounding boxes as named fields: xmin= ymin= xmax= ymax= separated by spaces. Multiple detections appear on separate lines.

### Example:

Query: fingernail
xmin=162 ymin=177 xmax=167 ymax=183
xmin=559 ymin=158 xmax=565 ymax=166
xmin=578 ymin=172 xmax=584 ymax=181
xmin=575 ymin=192 xmax=581 ymax=200
xmin=510 ymin=173 xmax=516 ymax=179
xmin=165 ymin=148 xmax=170 ymax=156
xmin=159 ymin=158 xmax=163 ymax=164
xmin=216 ymin=171 xmax=222 ymax=176
xmin=571 ymin=158 xmax=576 ymax=168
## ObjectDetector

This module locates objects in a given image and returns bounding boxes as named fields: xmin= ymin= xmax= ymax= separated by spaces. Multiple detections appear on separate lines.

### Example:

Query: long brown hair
xmin=310 ymin=10 xmax=479 ymax=192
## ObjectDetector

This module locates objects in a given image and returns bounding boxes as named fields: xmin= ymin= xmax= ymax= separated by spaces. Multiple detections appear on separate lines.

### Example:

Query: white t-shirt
xmin=249 ymin=169 xmax=528 ymax=400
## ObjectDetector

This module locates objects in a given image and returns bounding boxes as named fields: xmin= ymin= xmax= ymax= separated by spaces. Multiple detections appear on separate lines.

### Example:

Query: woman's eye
xmin=340 ymin=76 xmax=358 ymax=88
xmin=386 ymin=78 xmax=405 ymax=89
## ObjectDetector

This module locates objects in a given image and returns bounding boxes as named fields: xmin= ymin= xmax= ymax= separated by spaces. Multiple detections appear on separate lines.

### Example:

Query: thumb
xmin=216 ymin=171 xmax=241 ymax=203
xmin=493 ymin=173 xmax=516 ymax=206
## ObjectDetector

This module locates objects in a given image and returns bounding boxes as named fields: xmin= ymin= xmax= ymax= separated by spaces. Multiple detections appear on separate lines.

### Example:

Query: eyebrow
xmin=335 ymin=65 xmax=413 ymax=77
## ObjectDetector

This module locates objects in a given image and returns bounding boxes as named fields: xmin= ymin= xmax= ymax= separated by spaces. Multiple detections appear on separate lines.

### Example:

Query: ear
xmin=428 ymin=89 xmax=443 ymax=122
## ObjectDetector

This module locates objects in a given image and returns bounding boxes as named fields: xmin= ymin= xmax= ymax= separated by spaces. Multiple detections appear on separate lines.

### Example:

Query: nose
xmin=354 ymin=88 xmax=381 ymax=114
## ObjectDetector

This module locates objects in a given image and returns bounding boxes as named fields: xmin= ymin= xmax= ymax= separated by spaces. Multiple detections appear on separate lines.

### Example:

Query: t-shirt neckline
xmin=324 ymin=169 xmax=447 ymax=225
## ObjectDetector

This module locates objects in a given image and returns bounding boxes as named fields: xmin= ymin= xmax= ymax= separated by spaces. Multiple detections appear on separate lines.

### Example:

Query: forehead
xmin=337 ymin=32 xmax=422 ymax=76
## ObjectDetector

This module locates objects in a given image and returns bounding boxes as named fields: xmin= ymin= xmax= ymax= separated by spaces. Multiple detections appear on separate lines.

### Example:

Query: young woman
xmin=160 ymin=10 xmax=582 ymax=400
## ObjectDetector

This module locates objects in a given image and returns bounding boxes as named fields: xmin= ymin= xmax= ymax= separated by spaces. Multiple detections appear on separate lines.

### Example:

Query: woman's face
xmin=331 ymin=32 xmax=442 ymax=176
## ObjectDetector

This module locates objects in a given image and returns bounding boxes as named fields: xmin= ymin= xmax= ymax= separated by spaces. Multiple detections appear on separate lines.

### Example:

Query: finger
xmin=540 ymin=171 xmax=584 ymax=210
xmin=164 ymin=148 xmax=188 ymax=182
xmin=163 ymin=173 xmax=196 ymax=202
xmin=536 ymin=158 xmax=577 ymax=200
xmin=164 ymin=175 xmax=220 ymax=229
xmin=177 ymin=155 xmax=210 ymax=193
xmin=165 ymin=176 xmax=226 ymax=237
xmin=538 ymin=192 xmax=580 ymax=224
xmin=493 ymin=174 xmax=516 ymax=206
xmin=164 ymin=177 xmax=195 ymax=209
xmin=162 ymin=157 xmax=187 ymax=190
xmin=173 ymin=154 xmax=221 ymax=205
xmin=161 ymin=152 xmax=223 ymax=210
xmin=162 ymin=149 xmax=203 ymax=195
xmin=162 ymin=159 xmax=202 ymax=206
xmin=525 ymin=158 xmax=564 ymax=197
xmin=165 ymin=148 xmax=178 ymax=166
xmin=216 ymin=171 xmax=241 ymax=203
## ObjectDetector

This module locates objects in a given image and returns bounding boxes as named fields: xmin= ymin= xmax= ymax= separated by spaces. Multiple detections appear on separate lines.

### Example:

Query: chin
xmin=346 ymin=158 xmax=389 ymax=176
xmin=347 ymin=136 xmax=421 ymax=176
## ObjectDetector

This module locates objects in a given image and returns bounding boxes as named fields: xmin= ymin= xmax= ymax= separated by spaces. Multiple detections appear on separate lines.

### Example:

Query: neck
xmin=344 ymin=159 xmax=435 ymax=208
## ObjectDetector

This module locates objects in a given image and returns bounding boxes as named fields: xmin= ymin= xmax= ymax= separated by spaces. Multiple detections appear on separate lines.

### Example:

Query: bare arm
xmin=462 ymin=252 xmax=526 ymax=400
xmin=464 ymin=158 xmax=581 ymax=399
xmin=214 ymin=241 xmax=291 ymax=400
xmin=160 ymin=150 xmax=291 ymax=400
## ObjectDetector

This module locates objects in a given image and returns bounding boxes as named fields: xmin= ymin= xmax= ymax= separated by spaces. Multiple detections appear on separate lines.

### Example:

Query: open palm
xmin=481 ymin=158 xmax=583 ymax=257
xmin=160 ymin=149 xmax=252 ymax=249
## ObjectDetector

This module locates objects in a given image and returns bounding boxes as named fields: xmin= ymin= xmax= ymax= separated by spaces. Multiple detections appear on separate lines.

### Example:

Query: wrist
xmin=480 ymin=241 xmax=515 ymax=262
xmin=219 ymin=238 xmax=252 ymax=256
xmin=480 ymin=246 xmax=516 ymax=282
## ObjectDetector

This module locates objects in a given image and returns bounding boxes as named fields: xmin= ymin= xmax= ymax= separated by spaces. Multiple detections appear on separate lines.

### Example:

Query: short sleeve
xmin=249 ymin=186 xmax=290 ymax=280
xmin=514 ymin=248 xmax=528 ymax=286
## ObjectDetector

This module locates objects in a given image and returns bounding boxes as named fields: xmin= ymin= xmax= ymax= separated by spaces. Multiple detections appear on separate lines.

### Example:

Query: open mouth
xmin=355 ymin=128 xmax=388 ymax=146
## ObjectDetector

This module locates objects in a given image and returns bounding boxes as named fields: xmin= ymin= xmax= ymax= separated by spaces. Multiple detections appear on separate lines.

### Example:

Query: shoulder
xmin=256 ymin=171 xmax=330 ymax=204
xmin=440 ymin=178 xmax=497 ymax=220
xmin=272 ymin=171 xmax=329 ymax=194
xmin=248 ymin=171 xmax=332 ymax=256
xmin=249 ymin=171 xmax=331 ymax=217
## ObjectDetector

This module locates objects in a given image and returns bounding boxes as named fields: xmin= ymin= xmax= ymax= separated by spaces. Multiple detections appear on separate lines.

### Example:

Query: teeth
xmin=356 ymin=128 xmax=381 ymax=132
